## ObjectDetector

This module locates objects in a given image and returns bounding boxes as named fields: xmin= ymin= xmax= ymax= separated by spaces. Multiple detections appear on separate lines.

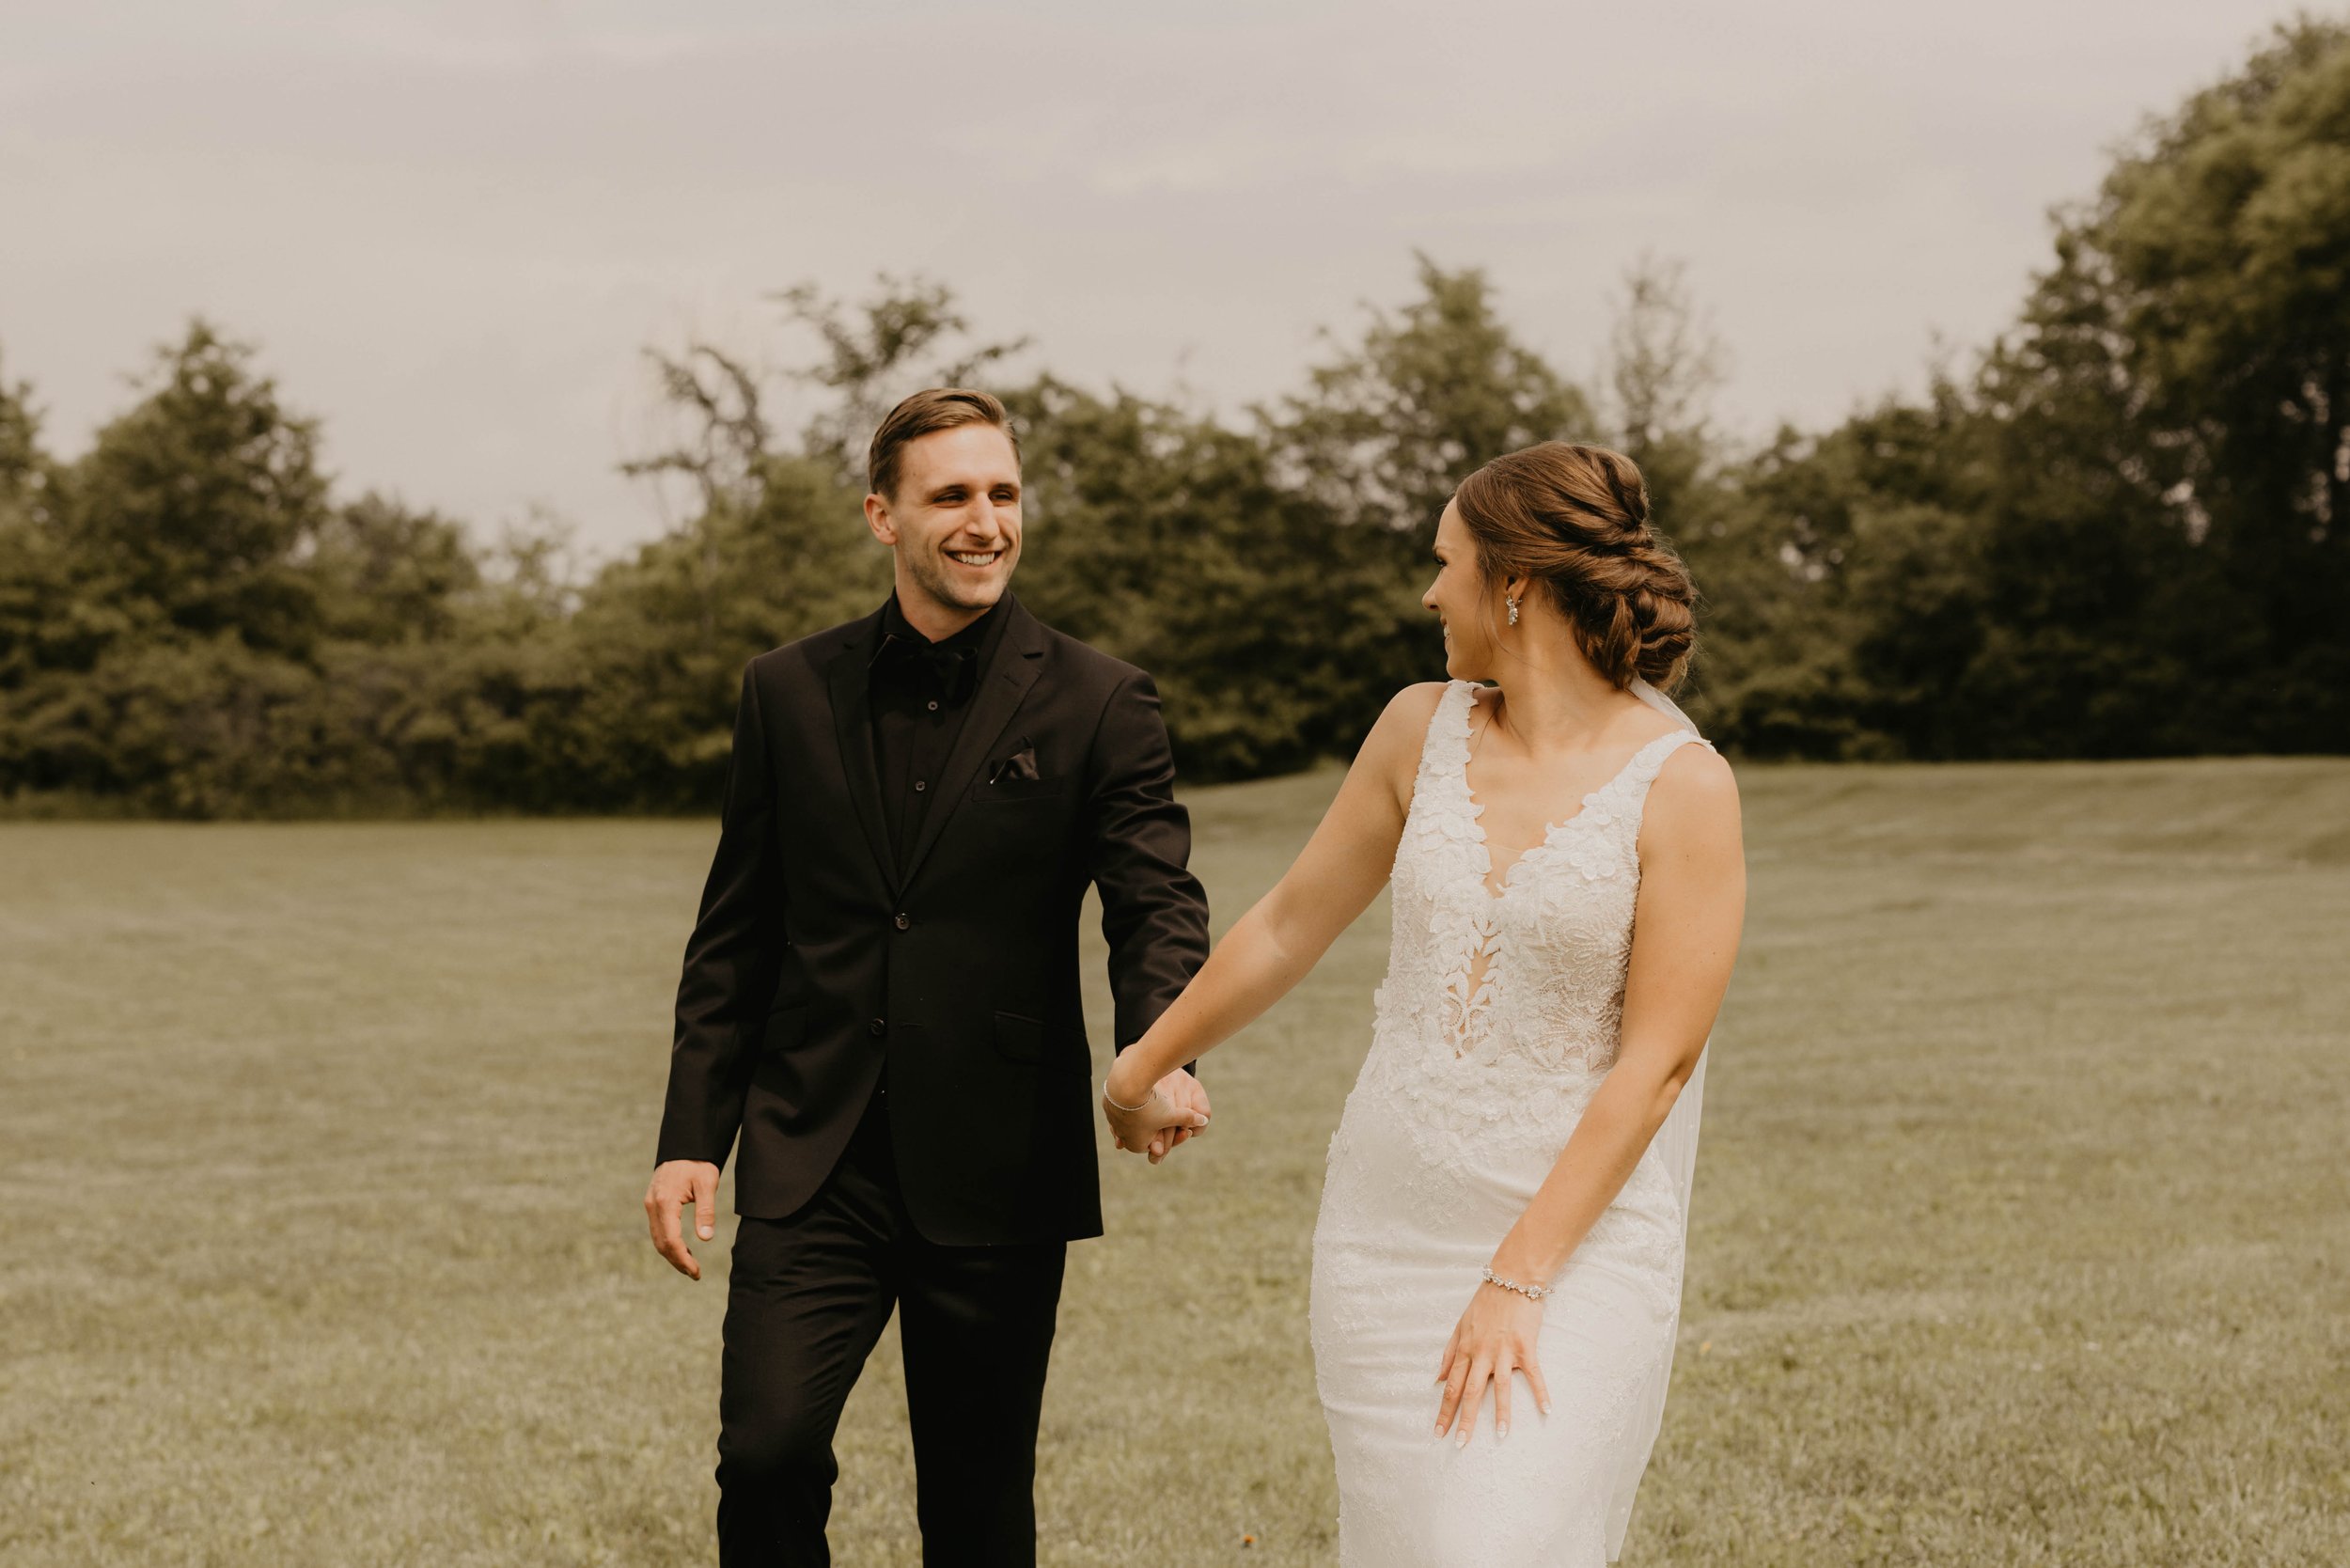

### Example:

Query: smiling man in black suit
xmin=644 ymin=387 xmax=1213 ymax=1566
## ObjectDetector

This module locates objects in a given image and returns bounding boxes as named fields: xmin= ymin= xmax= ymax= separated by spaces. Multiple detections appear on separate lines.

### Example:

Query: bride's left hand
xmin=1434 ymin=1280 xmax=1552 ymax=1446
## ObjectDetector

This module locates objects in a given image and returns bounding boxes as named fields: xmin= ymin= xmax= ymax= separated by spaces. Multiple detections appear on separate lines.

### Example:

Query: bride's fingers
xmin=1495 ymin=1355 xmax=1513 ymax=1439
xmin=1435 ymin=1350 xmax=1470 ymax=1435
xmin=1454 ymin=1352 xmax=1495 ymax=1448
xmin=1435 ymin=1324 xmax=1462 ymax=1386
xmin=1521 ymin=1352 xmax=1552 ymax=1419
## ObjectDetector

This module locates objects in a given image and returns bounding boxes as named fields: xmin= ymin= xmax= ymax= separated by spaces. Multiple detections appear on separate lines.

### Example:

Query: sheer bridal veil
xmin=1603 ymin=676 xmax=1715 ymax=1561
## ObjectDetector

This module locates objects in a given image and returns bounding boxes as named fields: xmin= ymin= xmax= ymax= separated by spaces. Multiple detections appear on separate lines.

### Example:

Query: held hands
xmin=645 ymin=1159 xmax=721 ymax=1279
xmin=1434 ymin=1276 xmax=1553 ymax=1447
xmin=1101 ymin=1065 xmax=1211 ymax=1164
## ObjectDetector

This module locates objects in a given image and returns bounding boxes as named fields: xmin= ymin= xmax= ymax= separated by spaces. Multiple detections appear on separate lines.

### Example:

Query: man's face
xmin=864 ymin=423 xmax=1023 ymax=621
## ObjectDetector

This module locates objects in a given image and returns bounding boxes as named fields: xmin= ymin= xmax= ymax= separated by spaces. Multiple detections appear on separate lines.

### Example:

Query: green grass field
xmin=4 ymin=757 xmax=2347 ymax=1566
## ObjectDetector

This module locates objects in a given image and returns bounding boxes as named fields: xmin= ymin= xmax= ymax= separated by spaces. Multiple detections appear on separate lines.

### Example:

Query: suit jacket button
xmin=893 ymin=912 xmax=911 ymax=931
xmin=869 ymin=1018 xmax=886 ymax=1037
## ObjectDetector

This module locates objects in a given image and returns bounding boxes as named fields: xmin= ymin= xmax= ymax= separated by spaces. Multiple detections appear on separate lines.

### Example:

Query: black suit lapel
xmin=825 ymin=612 xmax=901 ymax=892
xmin=898 ymin=598 xmax=1046 ymax=891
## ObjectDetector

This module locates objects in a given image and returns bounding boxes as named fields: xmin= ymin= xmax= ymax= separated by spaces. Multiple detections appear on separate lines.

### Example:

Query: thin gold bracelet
xmin=1102 ymin=1078 xmax=1160 ymax=1112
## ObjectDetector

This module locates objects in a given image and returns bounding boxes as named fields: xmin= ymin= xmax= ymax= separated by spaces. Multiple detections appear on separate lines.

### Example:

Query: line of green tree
xmin=2 ymin=22 xmax=2343 ymax=818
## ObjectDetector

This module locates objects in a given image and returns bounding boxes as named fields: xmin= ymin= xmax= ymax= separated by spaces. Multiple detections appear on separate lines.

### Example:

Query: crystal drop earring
xmin=1506 ymin=594 xmax=1519 ymax=627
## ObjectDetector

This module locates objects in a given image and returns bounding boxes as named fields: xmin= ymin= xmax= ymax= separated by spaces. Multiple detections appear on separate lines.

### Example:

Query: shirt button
xmin=927 ymin=699 xmax=939 ymax=712
xmin=894 ymin=913 xmax=911 ymax=931
xmin=869 ymin=1018 xmax=886 ymax=1037
xmin=914 ymin=779 xmax=927 ymax=792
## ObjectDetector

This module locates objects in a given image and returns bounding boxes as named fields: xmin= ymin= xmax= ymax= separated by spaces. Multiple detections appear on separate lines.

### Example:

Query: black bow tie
xmin=874 ymin=632 xmax=979 ymax=703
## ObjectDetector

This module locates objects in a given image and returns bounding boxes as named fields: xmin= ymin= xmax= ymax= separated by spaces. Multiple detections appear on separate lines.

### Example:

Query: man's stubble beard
xmin=904 ymin=550 xmax=1012 ymax=617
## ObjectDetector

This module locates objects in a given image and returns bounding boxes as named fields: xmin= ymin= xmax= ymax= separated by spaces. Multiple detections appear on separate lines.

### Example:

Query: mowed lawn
xmin=3 ymin=757 xmax=2346 ymax=1567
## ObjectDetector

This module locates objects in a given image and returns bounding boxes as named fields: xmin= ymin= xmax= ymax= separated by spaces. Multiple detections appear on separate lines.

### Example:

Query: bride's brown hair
xmin=1452 ymin=441 xmax=1697 ymax=693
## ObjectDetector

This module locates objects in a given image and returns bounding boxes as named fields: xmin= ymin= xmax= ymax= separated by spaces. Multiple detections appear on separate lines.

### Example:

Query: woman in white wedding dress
xmin=1104 ymin=441 xmax=1746 ymax=1565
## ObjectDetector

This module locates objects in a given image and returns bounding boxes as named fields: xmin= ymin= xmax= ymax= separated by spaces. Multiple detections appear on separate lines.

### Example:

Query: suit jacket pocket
xmin=992 ymin=1010 xmax=1086 ymax=1073
xmin=974 ymin=776 xmax=1068 ymax=805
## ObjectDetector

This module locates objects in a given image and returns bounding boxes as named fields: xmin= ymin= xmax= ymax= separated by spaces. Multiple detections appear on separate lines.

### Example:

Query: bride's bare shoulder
xmin=1350 ymin=681 xmax=1454 ymax=792
xmin=1363 ymin=681 xmax=1453 ymax=748
xmin=1643 ymin=737 xmax=1743 ymax=849
xmin=1386 ymin=680 xmax=1456 ymax=726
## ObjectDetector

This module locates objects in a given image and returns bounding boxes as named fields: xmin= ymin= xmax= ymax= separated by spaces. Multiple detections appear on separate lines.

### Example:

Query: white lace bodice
xmin=1359 ymin=679 xmax=1712 ymax=1154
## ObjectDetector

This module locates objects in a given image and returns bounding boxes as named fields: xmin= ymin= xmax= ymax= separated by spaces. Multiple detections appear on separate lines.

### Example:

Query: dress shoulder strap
xmin=1609 ymin=728 xmax=1714 ymax=816
xmin=1399 ymin=681 xmax=1480 ymax=825
xmin=1414 ymin=681 xmax=1479 ymax=783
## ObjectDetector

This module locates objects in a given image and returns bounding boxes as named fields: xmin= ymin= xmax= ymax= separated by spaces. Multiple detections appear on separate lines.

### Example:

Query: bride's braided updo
xmin=1452 ymin=441 xmax=1697 ymax=693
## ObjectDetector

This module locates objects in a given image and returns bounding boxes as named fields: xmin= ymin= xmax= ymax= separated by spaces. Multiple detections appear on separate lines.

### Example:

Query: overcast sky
xmin=1 ymin=1 xmax=2311 ymax=557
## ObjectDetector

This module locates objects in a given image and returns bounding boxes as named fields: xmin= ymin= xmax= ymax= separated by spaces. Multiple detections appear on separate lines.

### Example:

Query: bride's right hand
xmin=1102 ymin=1066 xmax=1208 ymax=1162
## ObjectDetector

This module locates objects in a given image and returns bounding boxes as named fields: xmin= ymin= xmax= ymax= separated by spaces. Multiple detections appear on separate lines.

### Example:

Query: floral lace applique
xmin=1367 ymin=681 xmax=1711 ymax=1155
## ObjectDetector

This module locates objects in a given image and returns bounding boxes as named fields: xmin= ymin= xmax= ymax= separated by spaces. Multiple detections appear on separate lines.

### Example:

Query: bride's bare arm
xmin=1102 ymin=683 xmax=1447 ymax=1119
xmin=1491 ymin=741 xmax=1746 ymax=1283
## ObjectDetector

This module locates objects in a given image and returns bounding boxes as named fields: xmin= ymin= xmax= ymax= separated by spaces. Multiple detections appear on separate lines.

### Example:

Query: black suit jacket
xmin=654 ymin=593 xmax=1211 ymax=1245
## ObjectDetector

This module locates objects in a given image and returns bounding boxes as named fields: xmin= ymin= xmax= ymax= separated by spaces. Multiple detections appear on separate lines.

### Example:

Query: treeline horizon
xmin=2 ymin=21 xmax=2345 ymax=819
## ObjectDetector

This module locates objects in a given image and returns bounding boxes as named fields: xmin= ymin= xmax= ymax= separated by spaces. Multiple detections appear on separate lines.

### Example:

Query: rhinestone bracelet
xmin=1480 ymin=1264 xmax=1552 ymax=1302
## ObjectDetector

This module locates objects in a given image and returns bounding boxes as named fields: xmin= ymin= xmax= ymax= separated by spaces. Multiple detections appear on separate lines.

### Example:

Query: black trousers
xmin=715 ymin=1089 xmax=1068 ymax=1567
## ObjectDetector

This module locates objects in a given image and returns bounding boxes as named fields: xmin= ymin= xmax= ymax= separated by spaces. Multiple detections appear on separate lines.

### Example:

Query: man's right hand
xmin=645 ymin=1159 xmax=723 ymax=1279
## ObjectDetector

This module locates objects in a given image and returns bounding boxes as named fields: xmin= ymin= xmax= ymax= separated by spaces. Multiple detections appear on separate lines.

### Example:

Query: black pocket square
xmin=987 ymin=745 xmax=1042 ymax=784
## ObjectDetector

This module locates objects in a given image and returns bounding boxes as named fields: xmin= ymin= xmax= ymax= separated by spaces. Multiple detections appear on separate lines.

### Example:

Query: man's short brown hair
xmin=867 ymin=387 xmax=1020 ymax=500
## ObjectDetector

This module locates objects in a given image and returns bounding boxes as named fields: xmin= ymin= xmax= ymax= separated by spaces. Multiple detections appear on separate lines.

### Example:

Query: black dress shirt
xmin=868 ymin=593 xmax=1007 ymax=866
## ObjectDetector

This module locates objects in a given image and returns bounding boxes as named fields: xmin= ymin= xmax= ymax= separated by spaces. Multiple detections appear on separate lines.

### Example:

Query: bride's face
xmin=1422 ymin=500 xmax=1511 ymax=681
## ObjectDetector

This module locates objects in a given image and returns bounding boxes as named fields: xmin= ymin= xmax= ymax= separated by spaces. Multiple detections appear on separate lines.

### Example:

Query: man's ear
xmin=862 ymin=492 xmax=899 ymax=546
